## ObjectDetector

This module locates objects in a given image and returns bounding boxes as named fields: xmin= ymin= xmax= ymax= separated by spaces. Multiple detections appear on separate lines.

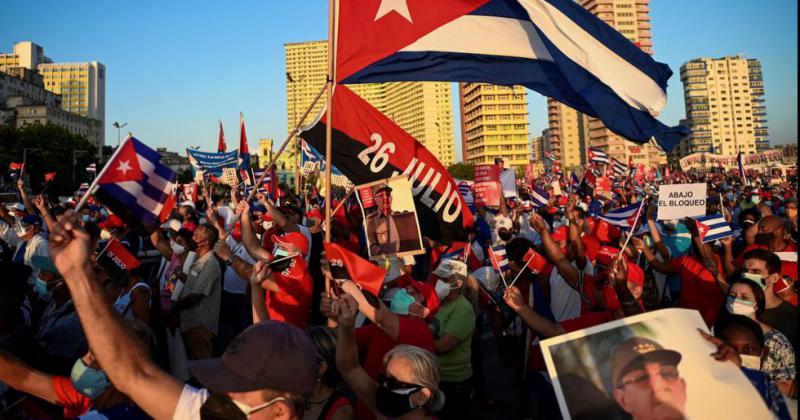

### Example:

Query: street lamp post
xmin=287 ymin=72 xmax=305 ymax=193
xmin=112 ymin=122 xmax=128 ymax=148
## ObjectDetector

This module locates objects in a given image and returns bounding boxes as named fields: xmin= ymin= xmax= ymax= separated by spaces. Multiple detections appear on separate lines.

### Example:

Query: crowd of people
xmin=0 ymin=164 xmax=796 ymax=420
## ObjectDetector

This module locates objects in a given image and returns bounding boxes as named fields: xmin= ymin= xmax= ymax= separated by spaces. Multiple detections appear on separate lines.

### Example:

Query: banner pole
xmin=324 ymin=0 xmax=336 ymax=245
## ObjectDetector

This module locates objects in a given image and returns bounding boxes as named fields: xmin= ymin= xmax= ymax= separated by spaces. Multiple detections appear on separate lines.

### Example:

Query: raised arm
xmin=0 ymin=348 xmax=58 ymax=404
xmin=235 ymin=201 xmax=270 ymax=261
xmin=503 ymin=285 xmax=566 ymax=338
xmin=610 ymin=257 xmax=643 ymax=317
xmin=49 ymin=216 xmax=183 ymax=420
xmin=33 ymin=195 xmax=57 ymax=235
xmin=530 ymin=213 xmax=580 ymax=288
xmin=633 ymin=237 xmax=677 ymax=275
xmin=265 ymin=199 xmax=298 ymax=233
xmin=249 ymin=261 xmax=279 ymax=323
xmin=149 ymin=229 xmax=173 ymax=260
xmin=566 ymin=196 xmax=587 ymax=270
xmin=334 ymin=293 xmax=378 ymax=413
xmin=17 ymin=179 xmax=35 ymax=217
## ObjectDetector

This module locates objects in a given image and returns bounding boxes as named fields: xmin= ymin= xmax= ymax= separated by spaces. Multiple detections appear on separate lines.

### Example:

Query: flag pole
xmin=74 ymin=136 xmax=131 ymax=213
xmin=323 ymin=0 xmax=336 ymax=245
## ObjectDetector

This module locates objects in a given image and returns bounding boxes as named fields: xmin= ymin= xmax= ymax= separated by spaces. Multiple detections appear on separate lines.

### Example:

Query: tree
xmin=447 ymin=162 xmax=474 ymax=180
xmin=0 ymin=124 xmax=97 ymax=196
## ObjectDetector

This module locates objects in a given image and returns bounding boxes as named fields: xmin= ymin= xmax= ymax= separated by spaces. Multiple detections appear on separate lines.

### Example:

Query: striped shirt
xmin=179 ymin=251 xmax=222 ymax=334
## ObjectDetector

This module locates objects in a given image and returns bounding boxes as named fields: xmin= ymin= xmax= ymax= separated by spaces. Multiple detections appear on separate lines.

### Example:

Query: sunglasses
xmin=378 ymin=374 xmax=422 ymax=393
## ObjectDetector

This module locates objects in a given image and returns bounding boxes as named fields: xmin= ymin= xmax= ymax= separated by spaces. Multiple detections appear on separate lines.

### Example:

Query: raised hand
xmin=529 ymin=213 xmax=548 ymax=234
xmin=503 ymin=285 xmax=526 ymax=312
xmin=334 ymin=293 xmax=358 ymax=329
xmin=49 ymin=215 xmax=93 ymax=280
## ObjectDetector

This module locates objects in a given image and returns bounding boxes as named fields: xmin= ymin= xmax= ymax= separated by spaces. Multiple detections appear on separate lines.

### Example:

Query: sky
xmin=1 ymin=0 xmax=797 ymax=159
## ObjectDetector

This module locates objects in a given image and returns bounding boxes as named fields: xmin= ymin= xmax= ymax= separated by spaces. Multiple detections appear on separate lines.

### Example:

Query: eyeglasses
xmin=617 ymin=365 xmax=680 ymax=390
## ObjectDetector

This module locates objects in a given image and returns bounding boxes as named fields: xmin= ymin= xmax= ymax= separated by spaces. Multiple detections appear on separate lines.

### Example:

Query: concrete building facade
xmin=679 ymin=55 xmax=768 ymax=156
xmin=284 ymin=40 xmax=456 ymax=177
xmin=459 ymin=83 xmax=529 ymax=168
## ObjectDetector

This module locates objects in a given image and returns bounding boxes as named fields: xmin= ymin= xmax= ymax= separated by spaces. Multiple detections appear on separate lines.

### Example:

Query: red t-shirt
xmin=265 ymin=256 xmax=313 ymax=329
xmin=355 ymin=316 xmax=435 ymax=380
xmin=670 ymin=255 xmax=725 ymax=326
xmin=52 ymin=376 xmax=91 ymax=418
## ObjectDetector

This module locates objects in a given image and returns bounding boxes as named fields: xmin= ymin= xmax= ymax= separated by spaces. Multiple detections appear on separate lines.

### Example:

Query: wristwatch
xmin=224 ymin=257 xmax=233 ymax=266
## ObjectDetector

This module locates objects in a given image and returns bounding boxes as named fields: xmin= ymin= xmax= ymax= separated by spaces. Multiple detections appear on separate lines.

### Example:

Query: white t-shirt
xmin=549 ymin=258 xmax=593 ymax=322
xmin=172 ymin=385 xmax=209 ymax=420
xmin=518 ymin=213 xmax=542 ymax=246
xmin=223 ymin=236 xmax=256 ymax=294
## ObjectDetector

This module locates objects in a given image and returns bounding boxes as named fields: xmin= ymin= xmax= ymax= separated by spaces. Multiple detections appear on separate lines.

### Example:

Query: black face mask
xmin=754 ymin=232 xmax=775 ymax=246
xmin=498 ymin=231 xmax=513 ymax=241
xmin=375 ymin=384 xmax=421 ymax=418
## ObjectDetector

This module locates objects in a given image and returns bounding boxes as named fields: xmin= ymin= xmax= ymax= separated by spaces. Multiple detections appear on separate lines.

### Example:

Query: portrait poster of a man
xmin=541 ymin=308 xmax=773 ymax=420
xmin=356 ymin=176 xmax=424 ymax=260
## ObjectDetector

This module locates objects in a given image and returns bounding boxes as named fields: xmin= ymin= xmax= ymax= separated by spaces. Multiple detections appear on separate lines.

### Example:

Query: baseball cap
xmin=610 ymin=337 xmax=682 ymax=387
xmin=187 ymin=321 xmax=317 ymax=394
xmin=161 ymin=219 xmax=183 ymax=232
xmin=274 ymin=232 xmax=310 ymax=256
xmin=5 ymin=203 xmax=25 ymax=212
xmin=180 ymin=201 xmax=196 ymax=209
xmin=397 ymin=276 xmax=441 ymax=316
xmin=375 ymin=183 xmax=393 ymax=194
xmin=496 ymin=217 xmax=513 ymax=231
xmin=279 ymin=203 xmax=303 ymax=217
xmin=432 ymin=259 xmax=468 ymax=279
xmin=20 ymin=214 xmax=42 ymax=228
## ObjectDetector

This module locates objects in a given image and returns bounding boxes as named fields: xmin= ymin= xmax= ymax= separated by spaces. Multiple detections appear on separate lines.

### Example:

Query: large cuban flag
xmin=336 ymin=0 xmax=688 ymax=151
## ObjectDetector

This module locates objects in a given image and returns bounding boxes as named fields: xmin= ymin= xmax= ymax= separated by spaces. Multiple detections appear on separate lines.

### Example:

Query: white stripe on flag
xmin=518 ymin=0 xmax=667 ymax=115
xmin=400 ymin=15 xmax=554 ymax=61
xmin=116 ymin=181 xmax=164 ymax=216
xmin=136 ymin=154 xmax=172 ymax=193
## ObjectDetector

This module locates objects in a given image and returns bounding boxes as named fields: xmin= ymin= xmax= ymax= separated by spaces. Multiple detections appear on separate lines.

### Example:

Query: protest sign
xmin=541 ymin=308 xmax=772 ymax=420
xmin=657 ymin=183 xmax=706 ymax=220
xmin=186 ymin=149 xmax=239 ymax=176
xmin=355 ymin=176 xmax=424 ymax=261
xmin=473 ymin=164 xmax=501 ymax=207
xmin=500 ymin=168 xmax=518 ymax=198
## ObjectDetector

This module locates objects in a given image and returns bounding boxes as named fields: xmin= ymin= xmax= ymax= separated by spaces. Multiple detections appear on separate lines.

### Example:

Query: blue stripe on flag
xmin=96 ymin=184 xmax=159 ymax=222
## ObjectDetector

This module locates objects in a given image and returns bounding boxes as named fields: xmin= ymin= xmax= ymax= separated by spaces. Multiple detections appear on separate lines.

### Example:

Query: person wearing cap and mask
xmin=429 ymin=259 xmax=476 ymax=419
xmin=723 ymin=278 xmax=796 ymax=397
xmin=732 ymin=215 xmax=798 ymax=282
xmin=48 ymin=214 xmax=319 ymax=419
xmin=30 ymin=255 xmax=87 ymax=371
xmin=9 ymin=214 xmax=50 ymax=285
xmin=609 ymin=337 xmax=687 ymax=420
xmin=333 ymin=293 xmax=445 ymax=420
xmin=714 ymin=315 xmax=794 ymax=420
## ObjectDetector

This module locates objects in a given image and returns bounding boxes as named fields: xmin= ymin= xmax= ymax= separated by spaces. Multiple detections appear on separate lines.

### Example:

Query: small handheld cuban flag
xmin=693 ymin=214 xmax=733 ymax=243
xmin=531 ymin=185 xmax=550 ymax=208
xmin=737 ymin=152 xmax=748 ymax=186
xmin=611 ymin=158 xmax=628 ymax=177
xmin=488 ymin=245 xmax=509 ymax=273
xmin=598 ymin=202 xmax=642 ymax=228
xmin=9 ymin=162 xmax=23 ymax=180
xmin=588 ymin=147 xmax=610 ymax=165
xmin=86 ymin=163 xmax=97 ymax=174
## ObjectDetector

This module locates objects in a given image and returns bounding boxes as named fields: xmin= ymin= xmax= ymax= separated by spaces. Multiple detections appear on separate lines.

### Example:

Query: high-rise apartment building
xmin=284 ymin=40 xmax=456 ymax=180
xmin=680 ymin=55 xmax=768 ymax=156
xmin=546 ymin=0 xmax=664 ymax=169
xmin=258 ymin=138 xmax=274 ymax=169
xmin=459 ymin=83 xmax=529 ymax=168
xmin=0 ymin=42 xmax=105 ymax=149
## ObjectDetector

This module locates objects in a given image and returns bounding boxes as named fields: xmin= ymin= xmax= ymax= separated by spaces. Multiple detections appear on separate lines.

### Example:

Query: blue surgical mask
xmin=70 ymin=358 xmax=110 ymax=399
xmin=81 ymin=214 xmax=92 ymax=223
xmin=33 ymin=278 xmax=49 ymax=298
xmin=389 ymin=289 xmax=418 ymax=316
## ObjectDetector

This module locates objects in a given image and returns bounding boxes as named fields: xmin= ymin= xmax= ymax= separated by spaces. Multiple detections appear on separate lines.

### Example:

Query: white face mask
xmin=170 ymin=240 xmax=186 ymax=255
xmin=740 ymin=354 xmax=762 ymax=370
xmin=263 ymin=221 xmax=274 ymax=231
xmin=100 ymin=229 xmax=112 ymax=241
xmin=727 ymin=297 xmax=756 ymax=317
xmin=232 ymin=396 xmax=287 ymax=417
xmin=435 ymin=279 xmax=452 ymax=300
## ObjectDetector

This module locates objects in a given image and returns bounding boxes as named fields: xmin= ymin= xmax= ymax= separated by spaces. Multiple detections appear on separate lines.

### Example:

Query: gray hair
xmin=384 ymin=345 xmax=445 ymax=413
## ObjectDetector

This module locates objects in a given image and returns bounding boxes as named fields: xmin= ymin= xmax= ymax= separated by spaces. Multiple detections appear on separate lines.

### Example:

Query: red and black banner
xmin=300 ymin=85 xmax=473 ymax=244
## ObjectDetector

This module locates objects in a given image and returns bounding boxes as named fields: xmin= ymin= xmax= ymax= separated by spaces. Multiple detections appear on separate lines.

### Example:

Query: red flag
xmin=97 ymin=139 xmax=144 ymax=184
xmin=324 ymin=242 xmax=386 ymax=296
xmin=299 ymin=85 xmax=473 ymax=244
xmin=100 ymin=238 xmax=141 ymax=273
xmin=523 ymin=248 xmax=548 ymax=274
xmin=44 ymin=172 xmax=56 ymax=182
xmin=217 ymin=120 xmax=227 ymax=152
xmin=159 ymin=192 xmax=176 ymax=223
xmin=238 ymin=113 xmax=250 ymax=179
xmin=9 ymin=162 xmax=24 ymax=171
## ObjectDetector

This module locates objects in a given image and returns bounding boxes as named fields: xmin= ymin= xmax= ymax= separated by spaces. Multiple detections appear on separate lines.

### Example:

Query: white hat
xmin=496 ymin=216 xmax=513 ymax=230
xmin=577 ymin=202 xmax=589 ymax=212
xmin=180 ymin=201 xmax=196 ymax=209
xmin=472 ymin=266 xmax=500 ymax=292
xmin=5 ymin=203 xmax=24 ymax=211
xmin=433 ymin=259 xmax=468 ymax=279
xmin=161 ymin=219 xmax=182 ymax=232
